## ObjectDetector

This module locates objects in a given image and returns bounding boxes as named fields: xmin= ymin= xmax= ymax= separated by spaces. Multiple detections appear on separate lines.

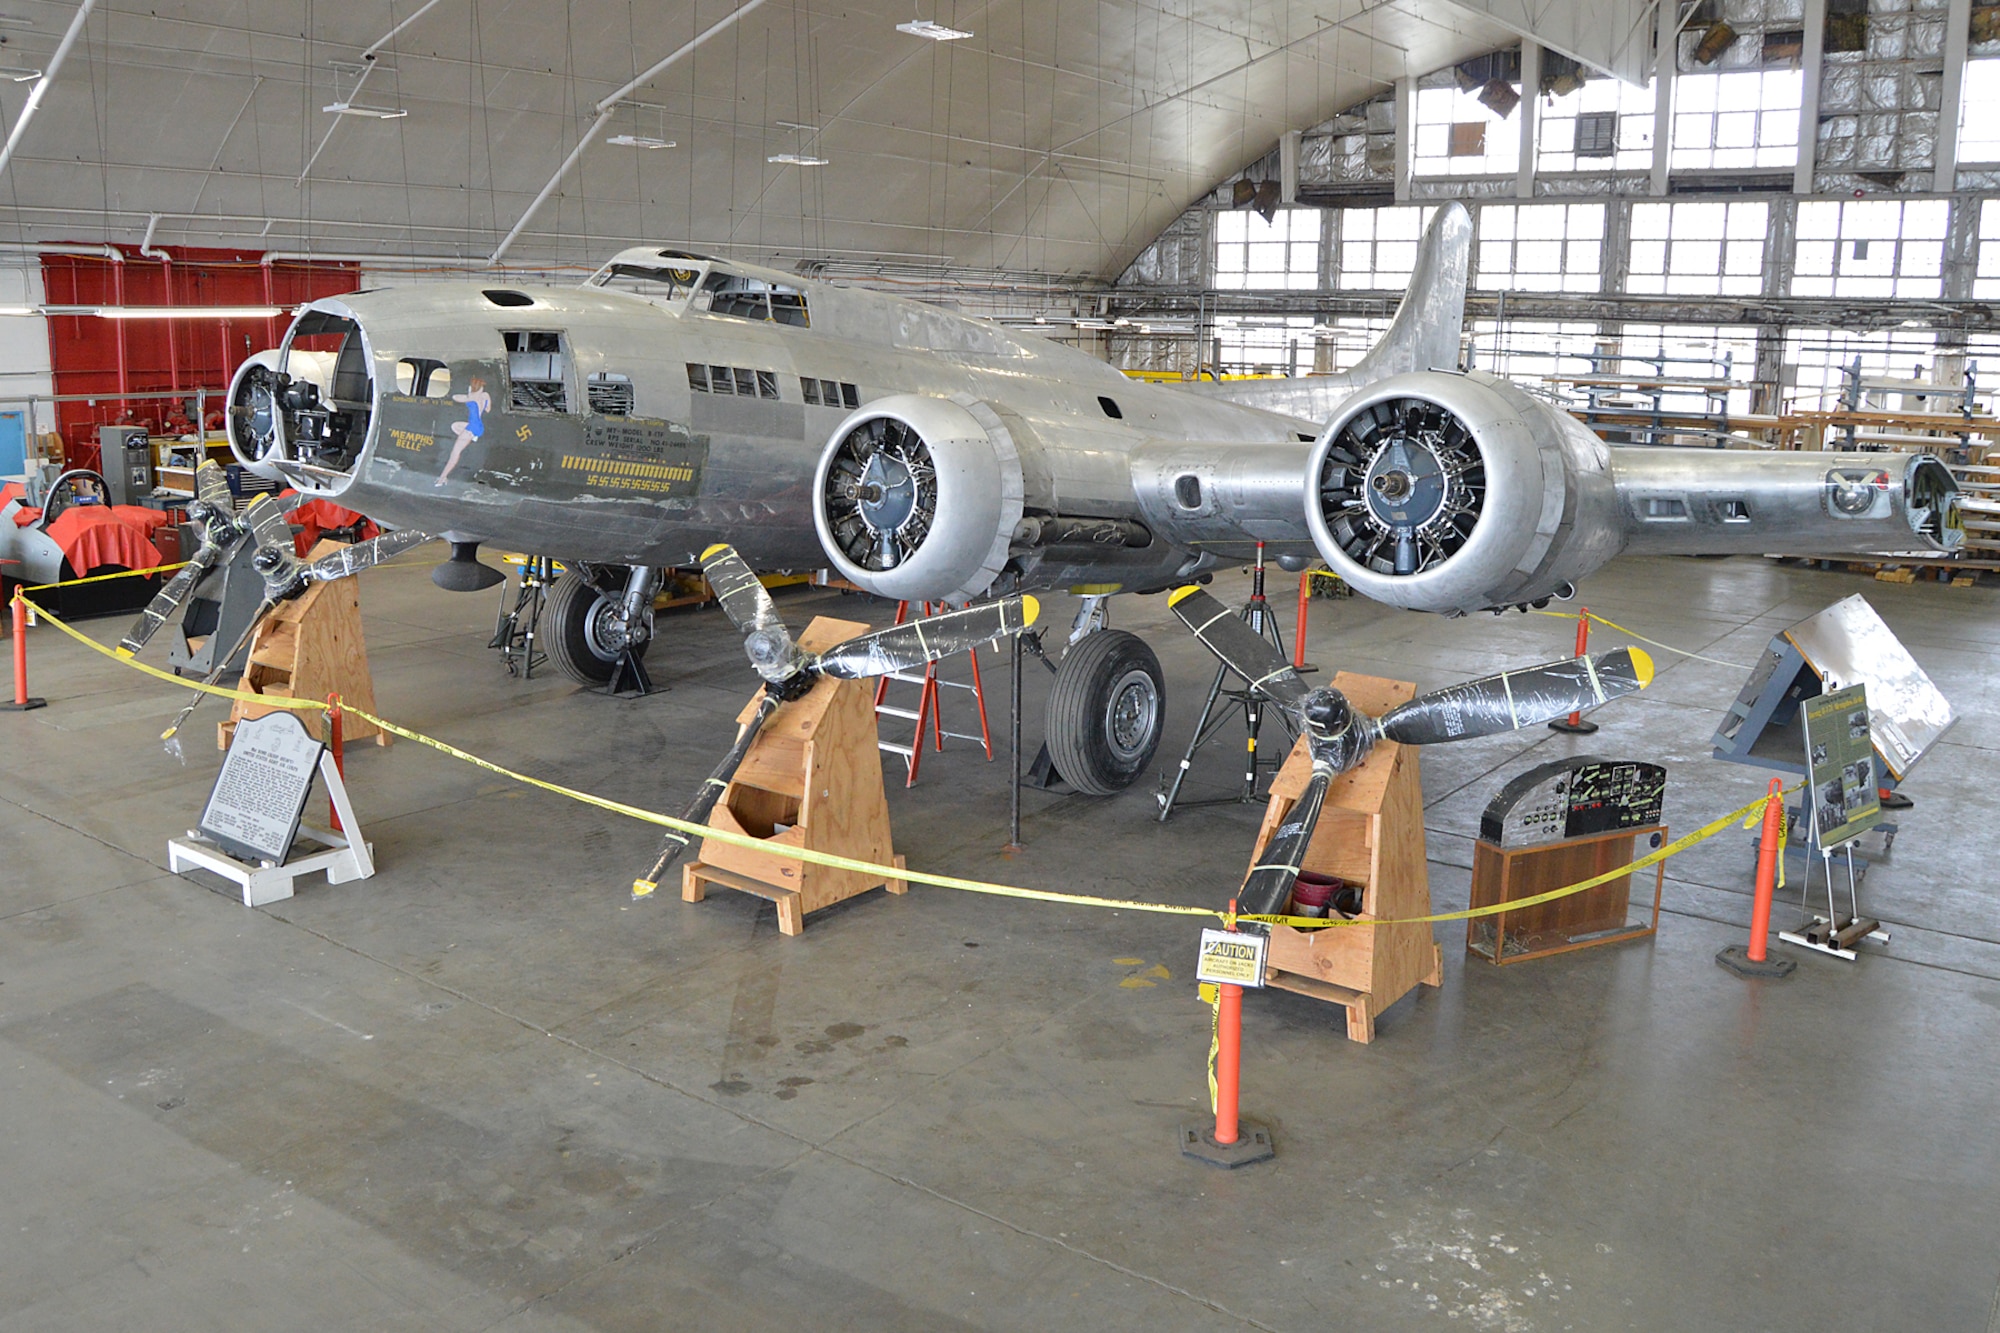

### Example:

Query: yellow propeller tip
xmin=1020 ymin=594 xmax=1039 ymax=627
xmin=1628 ymin=646 xmax=1655 ymax=689
xmin=631 ymin=879 xmax=657 ymax=899
xmin=114 ymin=647 xmax=134 ymax=660
xmin=1167 ymin=585 xmax=1200 ymax=607
xmin=160 ymin=727 xmax=178 ymax=741
xmin=699 ymin=543 xmax=730 ymax=561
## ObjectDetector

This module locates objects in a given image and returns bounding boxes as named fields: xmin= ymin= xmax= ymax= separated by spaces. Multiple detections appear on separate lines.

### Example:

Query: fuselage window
xmin=801 ymin=376 xmax=821 ymax=405
xmin=397 ymin=357 xmax=450 ymax=397
xmin=591 ymin=262 xmax=704 ymax=304
xmin=690 ymin=363 xmax=780 ymax=400
xmin=588 ymin=371 xmax=635 ymax=416
xmin=697 ymin=269 xmax=812 ymax=327
xmin=503 ymin=330 xmax=570 ymax=413
xmin=800 ymin=377 xmax=857 ymax=408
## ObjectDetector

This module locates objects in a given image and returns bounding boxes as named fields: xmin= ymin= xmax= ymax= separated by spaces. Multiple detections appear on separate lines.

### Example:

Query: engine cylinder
xmin=1305 ymin=370 xmax=1622 ymax=614
xmin=812 ymin=394 xmax=1025 ymax=603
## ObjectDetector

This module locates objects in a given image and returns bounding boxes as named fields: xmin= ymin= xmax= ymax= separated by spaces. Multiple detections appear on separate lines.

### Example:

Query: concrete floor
xmin=4 ymin=551 xmax=1999 ymax=1331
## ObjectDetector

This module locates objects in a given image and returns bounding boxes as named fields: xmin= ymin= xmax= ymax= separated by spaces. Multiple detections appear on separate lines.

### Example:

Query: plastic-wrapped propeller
xmin=118 ymin=462 xmax=240 ymax=657
xmin=634 ymin=544 xmax=1039 ymax=899
xmin=1169 ymin=583 xmax=1653 ymax=917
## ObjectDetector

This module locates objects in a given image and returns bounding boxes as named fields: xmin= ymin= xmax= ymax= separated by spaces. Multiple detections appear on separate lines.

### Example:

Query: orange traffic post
xmin=326 ymin=693 xmax=346 ymax=833
xmin=1181 ymin=899 xmax=1274 ymax=1168
xmin=1293 ymin=569 xmax=1312 ymax=671
xmin=1548 ymin=607 xmax=1597 ymax=734
xmin=1717 ymin=778 xmax=1797 ymax=978
xmin=2 ymin=592 xmax=46 ymax=712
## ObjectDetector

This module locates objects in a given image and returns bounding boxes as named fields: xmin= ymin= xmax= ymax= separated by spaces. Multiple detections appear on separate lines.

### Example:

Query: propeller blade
xmin=1375 ymin=647 xmax=1655 ymax=746
xmin=1167 ymin=585 xmax=1310 ymax=713
xmin=1237 ymin=765 xmax=1334 ymax=918
xmin=700 ymin=543 xmax=797 ymax=681
xmin=298 ymin=528 xmax=434 ymax=584
xmin=160 ymin=595 xmax=277 ymax=741
xmin=813 ymin=595 xmax=1040 ymax=680
xmin=193 ymin=459 xmax=231 ymax=511
xmin=631 ymin=691 xmax=783 ymax=898
xmin=241 ymin=494 xmax=303 ymax=598
xmin=118 ymin=545 xmax=222 ymax=657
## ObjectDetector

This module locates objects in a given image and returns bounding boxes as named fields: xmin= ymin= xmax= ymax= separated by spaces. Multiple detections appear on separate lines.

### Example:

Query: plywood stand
xmin=219 ymin=540 xmax=387 ymax=750
xmin=1467 ymin=825 xmax=1666 ymax=964
xmin=683 ymin=615 xmax=905 ymax=936
xmin=1247 ymin=672 xmax=1442 ymax=1044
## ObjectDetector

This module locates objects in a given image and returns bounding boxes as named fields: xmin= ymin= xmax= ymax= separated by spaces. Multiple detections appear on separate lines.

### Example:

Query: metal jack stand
xmin=1156 ymin=543 xmax=1296 ymax=821
xmin=1780 ymin=843 xmax=1889 ymax=960
xmin=490 ymin=556 xmax=554 ymax=679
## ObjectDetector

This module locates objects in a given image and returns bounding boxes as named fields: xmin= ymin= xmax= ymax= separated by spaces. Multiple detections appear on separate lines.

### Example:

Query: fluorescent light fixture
xmin=607 ymin=134 xmax=675 ymax=149
xmin=897 ymin=18 xmax=972 ymax=40
xmin=774 ymin=120 xmax=817 ymax=132
xmin=323 ymin=101 xmax=409 ymax=119
xmin=0 ymin=304 xmax=34 ymax=316
xmin=98 ymin=306 xmax=287 ymax=320
xmin=0 ymin=65 xmax=40 ymax=81
xmin=767 ymin=153 xmax=829 ymax=166
xmin=0 ymin=15 xmax=34 ymax=28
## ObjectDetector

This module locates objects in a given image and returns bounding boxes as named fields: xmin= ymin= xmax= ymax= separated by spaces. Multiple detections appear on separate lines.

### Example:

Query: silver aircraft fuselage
xmin=261 ymin=249 xmax=1322 ymax=593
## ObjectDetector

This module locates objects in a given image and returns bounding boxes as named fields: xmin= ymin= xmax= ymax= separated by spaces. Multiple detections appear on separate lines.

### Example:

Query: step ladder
xmin=873 ymin=600 xmax=993 ymax=786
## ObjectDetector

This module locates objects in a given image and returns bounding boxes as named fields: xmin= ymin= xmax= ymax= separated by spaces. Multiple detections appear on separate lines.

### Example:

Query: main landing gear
xmin=547 ymin=563 xmax=658 ymax=694
xmin=1036 ymin=595 xmax=1167 ymax=796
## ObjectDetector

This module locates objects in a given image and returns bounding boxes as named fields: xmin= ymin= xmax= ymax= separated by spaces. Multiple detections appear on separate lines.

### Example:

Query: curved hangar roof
xmin=0 ymin=0 xmax=1653 ymax=280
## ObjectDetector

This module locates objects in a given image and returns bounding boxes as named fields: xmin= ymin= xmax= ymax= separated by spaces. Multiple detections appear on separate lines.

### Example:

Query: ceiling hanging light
xmin=770 ymin=121 xmax=828 ymax=167
xmin=897 ymin=18 xmax=972 ymax=40
xmin=323 ymin=101 xmax=408 ymax=119
xmin=0 ymin=66 xmax=41 ymax=81
xmin=608 ymin=134 xmax=675 ymax=149
xmin=96 ymin=306 xmax=288 ymax=320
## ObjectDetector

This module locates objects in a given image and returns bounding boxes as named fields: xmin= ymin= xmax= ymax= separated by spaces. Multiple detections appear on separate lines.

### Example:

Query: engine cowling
xmin=813 ymin=393 xmax=1025 ymax=604
xmin=1305 ymin=370 xmax=1624 ymax=615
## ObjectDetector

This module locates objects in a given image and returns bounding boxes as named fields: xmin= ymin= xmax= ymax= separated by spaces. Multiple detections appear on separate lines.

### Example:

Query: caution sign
xmin=1195 ymin=928 xmax=1268 ymax=988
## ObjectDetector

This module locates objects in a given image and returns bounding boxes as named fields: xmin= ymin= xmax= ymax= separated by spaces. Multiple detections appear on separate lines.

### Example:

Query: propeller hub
xmin=743 ymin=627 xmax=796 ymax=680
xmin=857 ymin=451 xmax=918 ymax=532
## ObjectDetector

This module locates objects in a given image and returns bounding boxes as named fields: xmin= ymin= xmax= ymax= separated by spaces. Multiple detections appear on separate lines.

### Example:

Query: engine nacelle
xmin=1305 ymin=370 xmax=1623 ymax=614
xmin=813 ymin=393 xmax=1025 ymax=604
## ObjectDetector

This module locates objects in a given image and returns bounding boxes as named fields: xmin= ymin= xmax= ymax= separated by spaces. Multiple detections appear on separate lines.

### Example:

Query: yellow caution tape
xmin=20 ymin=596 xmax=326 ymax=714
xmin=1532 ymin=607 xmax=1746 ymax=671
xmin=21 ymin=590 xmax=1787 ymax=934
xmin=21 ymin=561 xmax=186 ymax=593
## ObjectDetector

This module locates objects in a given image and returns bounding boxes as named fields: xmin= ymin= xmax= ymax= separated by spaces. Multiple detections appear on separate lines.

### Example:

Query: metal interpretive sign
xmin=198 ymin=711 xmax=325 ymax=865
xmin=1801 ymin=683 xmax=1882 ymax=851
xmin=1196 ymin=929 xmax=1269 ymax=988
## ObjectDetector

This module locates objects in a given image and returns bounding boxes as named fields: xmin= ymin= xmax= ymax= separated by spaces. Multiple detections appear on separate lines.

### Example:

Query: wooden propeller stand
xmin=1245 ymin=671 xmax=1443 ymax=1044
xmin=683 ymin=615 xmax=906 ymax=935
xmin=219 ymin=540 xmax=388 ymax=750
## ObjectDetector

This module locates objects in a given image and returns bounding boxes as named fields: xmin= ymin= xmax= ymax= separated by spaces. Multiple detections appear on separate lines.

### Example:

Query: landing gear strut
xmin=546 ymin=563 xmax=658 ymax=694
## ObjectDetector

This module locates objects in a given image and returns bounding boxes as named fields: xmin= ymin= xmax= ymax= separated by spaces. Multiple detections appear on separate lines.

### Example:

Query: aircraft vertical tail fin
xmin=1185 ymin=201 xmax=1472 ymax=423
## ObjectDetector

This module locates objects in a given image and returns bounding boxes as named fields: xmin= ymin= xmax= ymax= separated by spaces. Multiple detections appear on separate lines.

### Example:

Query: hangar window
xmin=1213 ymin=209 xmax=1319 ymax=290
xmin=1784 ymin=328 xmax=1938 ymax=410
xmin=1669 ymin=69 xmax=1801 ymax=171
xmin=1793 ymin=199 xmax=1947 ymax=299
xmin=1627 ymin=201 xmax=1767 ymax=297
xmin=1960 ymin=59 xmax=2000 ymax=164
xmin=1412 ymin=85 xmax=1520 ymax=178
xmin=1537 ymin=78 xmax=1655 ymax=174
xmin=1614 ymin=324 xmax=1759 ymax=418
xmin=1974 ymin=200 xmax=2000 ymax=297
xmin=1312 ymin=316 xmax=1394 ymax=373
xmin=587 ymin=372 xmax=634 ymax=416
xmin=396 ymin=357 xmax=450 ymax=397
xmin=1467 ymin=319 xmax=1599 ymax=384
xmin=1336 ymin=207 xmax=1437 ymax=290
xmin=1475 ymin=204 xmax=1603 ymax=294
xmin=1213 ymin=314 xmax=1314 ymax=376
xmin=504 ymin=331 xmax=570 ymax=412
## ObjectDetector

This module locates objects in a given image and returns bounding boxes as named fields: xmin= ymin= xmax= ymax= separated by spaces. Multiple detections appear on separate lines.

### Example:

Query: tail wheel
xmin=547 ymin=568 xmax=650 ymax=686
xmin=1045 ymin=630 xmax=1165 ymax=796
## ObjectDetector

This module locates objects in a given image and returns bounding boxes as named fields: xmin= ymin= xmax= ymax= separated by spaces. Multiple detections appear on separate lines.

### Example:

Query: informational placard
xmin=1801 ymin=683 xmax=1882 ymax=851
xmin=198 ymin=711 xmax=325 ymax=865
xmin=1195 ymin=928 xmax=1268 ymax=988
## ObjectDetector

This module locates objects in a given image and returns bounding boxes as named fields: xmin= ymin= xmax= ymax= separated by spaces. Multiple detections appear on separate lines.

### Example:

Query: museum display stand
xmin=218 ymin=541 xmax=388 ymax=750
xmin=169 ymin=749 xmax=373 ymax=906
xmin=1248 ymin=672 xmax=1443 ymax=1044
xmin=683 ymin=614 xmax=907 ymax=936
xmin=1467 ymin=825 xmax=1666 ymax=964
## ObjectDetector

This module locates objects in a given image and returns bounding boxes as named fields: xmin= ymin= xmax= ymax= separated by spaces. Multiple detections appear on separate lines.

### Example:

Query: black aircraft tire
xmin=547 ymin=569 xmax=649 ymax=686
xmin=1045 ymin=630 xmax=1166 ymax=796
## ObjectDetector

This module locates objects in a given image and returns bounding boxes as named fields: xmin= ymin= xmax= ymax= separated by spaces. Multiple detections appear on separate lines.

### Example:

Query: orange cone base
xmin=0 ymin=698 xmax=46 ymax=711
xmin=1180 ymin=1120 xmax=1275 ymax=1169
xmin=1548 ymin=718 xmax=1598 ymax=734
xmin=1716 ymin=944 xmax=1797 ymax=979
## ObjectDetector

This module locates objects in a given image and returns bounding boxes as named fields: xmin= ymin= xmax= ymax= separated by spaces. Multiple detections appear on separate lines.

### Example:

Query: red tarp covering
xmin=17 ymin=506 xmax=166 ymax=573
xmin=284 ymin=493 xmax=378 ymax=555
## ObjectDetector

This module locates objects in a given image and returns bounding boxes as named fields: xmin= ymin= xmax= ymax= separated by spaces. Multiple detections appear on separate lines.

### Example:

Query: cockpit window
xmin=589 ymin=261 xmax=705 ymax=304
xmin=695 ymin=269 xmax=811 ymax=327
xmin=397 ymin=357 xmax=450 ymax=397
